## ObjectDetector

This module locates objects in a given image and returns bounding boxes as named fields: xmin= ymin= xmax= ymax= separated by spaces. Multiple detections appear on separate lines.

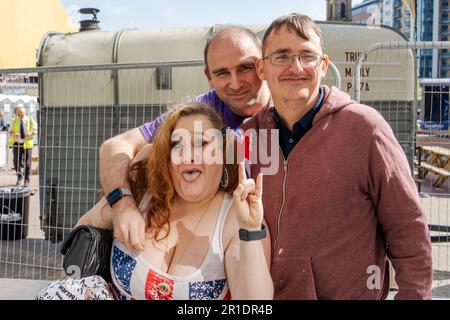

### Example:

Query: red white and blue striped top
xmin=110 ymin=194 xmax=233 ymax=300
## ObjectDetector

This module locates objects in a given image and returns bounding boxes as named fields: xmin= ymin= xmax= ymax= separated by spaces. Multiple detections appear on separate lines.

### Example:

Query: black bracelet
xmin=106 ymin=188 xmax=133 ymax=207
xmin=239 ymin=224 xmax=266 ymax=241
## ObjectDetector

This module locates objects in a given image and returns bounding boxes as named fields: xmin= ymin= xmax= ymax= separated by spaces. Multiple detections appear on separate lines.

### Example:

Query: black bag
xmin=60 ymin=225 xmax=114 ymax=282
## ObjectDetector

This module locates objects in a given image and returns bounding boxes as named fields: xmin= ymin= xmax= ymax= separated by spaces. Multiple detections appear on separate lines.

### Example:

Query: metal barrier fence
xmin=0 ymin=46 xmax=450 ymax=297
xmin=353 ymin=41 xmax=450 ymax=299
xmin=3 ymin=49 xmax=448 ymax=299
xmin=0 ymin=58 xmax=339 ymax=283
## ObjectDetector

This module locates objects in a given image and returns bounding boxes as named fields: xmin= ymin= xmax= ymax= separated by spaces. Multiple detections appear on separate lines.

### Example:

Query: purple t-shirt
xmin=139 ymin=89 xmax=247 ymax=143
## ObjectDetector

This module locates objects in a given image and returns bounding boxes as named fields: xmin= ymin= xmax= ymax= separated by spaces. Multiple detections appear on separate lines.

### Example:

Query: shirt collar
xmin=272 ymin=86 xmax=324 ymax=133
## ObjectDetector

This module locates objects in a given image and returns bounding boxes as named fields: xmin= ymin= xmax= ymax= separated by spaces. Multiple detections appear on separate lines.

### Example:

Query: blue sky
xmin=60 ymin=0 xmax=365 ymax=32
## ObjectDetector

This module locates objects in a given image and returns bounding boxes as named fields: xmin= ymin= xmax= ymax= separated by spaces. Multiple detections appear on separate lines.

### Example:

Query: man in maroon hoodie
xmin=240 ymin=13 xmax=432 ymax=299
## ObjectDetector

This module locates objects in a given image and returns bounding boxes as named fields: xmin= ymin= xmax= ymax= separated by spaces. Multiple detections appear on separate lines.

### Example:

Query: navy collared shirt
xmin=272 ymin=86 xmax=325 ymax=159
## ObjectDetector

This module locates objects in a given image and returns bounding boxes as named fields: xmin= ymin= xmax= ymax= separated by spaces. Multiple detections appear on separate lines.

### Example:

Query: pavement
xmin=0 ymin=278 xmax=52 ymax=300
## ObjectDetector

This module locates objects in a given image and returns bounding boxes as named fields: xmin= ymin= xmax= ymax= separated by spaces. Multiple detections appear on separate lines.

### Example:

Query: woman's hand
xmin=227 ymin=163 xmax=273 ymax=300
xmin=232 ymin=162 xmax=263 ymax=231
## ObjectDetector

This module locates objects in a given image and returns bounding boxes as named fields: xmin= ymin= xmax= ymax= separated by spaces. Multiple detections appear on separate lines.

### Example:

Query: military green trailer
xmin=37 ymin=22 xmax=415 ymax=242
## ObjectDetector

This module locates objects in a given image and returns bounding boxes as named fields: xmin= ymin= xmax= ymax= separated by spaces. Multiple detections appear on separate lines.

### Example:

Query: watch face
xmin=108 ymin=189 xmax=122 ymax=204
xmin=239 ymin=226 xmax=266 ymax=241
xmin=239 ymin=229 xmax=248 ymax=241
xmin=111 ymin=189 xmax=121 ymax=198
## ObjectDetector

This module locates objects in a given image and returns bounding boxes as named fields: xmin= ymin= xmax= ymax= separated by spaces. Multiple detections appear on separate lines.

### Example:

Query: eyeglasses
xmin=263 ymin=51 xmax=324 ymax=68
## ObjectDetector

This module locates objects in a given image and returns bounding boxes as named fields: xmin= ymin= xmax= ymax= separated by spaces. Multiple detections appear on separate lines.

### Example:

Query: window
xmin=340 ymin=3 xmax=346 ymax=19
xmin=24 ymin=77 xmax=38 ymax=84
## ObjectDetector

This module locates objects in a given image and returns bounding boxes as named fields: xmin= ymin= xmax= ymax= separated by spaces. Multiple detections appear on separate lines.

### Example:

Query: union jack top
xmin=110 ymin=193 xmax=233 ymax=300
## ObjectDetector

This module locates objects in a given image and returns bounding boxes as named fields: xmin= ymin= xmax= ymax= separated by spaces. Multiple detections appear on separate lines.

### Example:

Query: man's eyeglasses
xmin=263 ymin=52 xmax=324 ymax=68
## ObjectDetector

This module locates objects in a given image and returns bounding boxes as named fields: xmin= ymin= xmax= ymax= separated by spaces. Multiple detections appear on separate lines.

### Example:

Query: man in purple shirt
xmin=139 ymin=89 xmax=249 ymax=143
xmin=79 ymin=26 xmax=271 ymax=252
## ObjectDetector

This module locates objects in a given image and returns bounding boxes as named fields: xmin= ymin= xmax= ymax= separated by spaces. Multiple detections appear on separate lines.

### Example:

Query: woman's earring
xmin=220 ymin=168 xmax=229 ymax=188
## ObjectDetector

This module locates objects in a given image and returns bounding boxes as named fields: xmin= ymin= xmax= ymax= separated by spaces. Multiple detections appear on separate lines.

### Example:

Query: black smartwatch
xmin=239 ymin=224 xmax=267 ymax=241
xmin=106 ymin=188 xmax=133 ymax=207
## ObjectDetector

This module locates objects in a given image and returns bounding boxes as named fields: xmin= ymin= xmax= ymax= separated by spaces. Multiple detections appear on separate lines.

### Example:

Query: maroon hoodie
xmin=241 ymin=85 xmax=432 ymax=300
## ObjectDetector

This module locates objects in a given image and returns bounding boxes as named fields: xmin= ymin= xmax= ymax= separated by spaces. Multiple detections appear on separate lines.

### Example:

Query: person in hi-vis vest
xmin=8 ymin=107 xmax=37 ymax=187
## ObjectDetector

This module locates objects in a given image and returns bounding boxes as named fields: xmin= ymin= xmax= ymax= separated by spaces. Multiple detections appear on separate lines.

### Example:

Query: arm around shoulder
xmin=99 ymin=127 xmax=149 ymax=252
xmin=99 ymin=127 xmax=147 ymax=194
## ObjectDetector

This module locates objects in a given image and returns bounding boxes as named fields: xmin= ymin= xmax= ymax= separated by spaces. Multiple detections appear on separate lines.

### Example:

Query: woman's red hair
xmin=128 ymin=103 xmax=238 ymax=241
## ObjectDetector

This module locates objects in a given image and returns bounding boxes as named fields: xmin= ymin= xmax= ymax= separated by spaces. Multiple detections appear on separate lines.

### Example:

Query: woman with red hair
xmin=78 ymin=103 xmax=273 ymax=300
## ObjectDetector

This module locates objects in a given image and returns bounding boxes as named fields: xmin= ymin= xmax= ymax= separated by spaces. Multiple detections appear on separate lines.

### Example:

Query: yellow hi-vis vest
xmin=8 ymin=116 xmax=36 ymax=149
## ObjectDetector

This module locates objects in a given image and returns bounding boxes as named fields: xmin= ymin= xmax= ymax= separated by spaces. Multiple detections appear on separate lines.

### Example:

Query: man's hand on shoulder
xmin=98 ymin=127 xmax=149 ymax=252
xmin=111 ymin=196 xmax=146 ymax=252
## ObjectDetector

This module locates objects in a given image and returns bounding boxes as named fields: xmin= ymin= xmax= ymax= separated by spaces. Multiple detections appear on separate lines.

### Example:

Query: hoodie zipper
xmin=269 ymin=87 xmax=330 ymax=255
xmin=273 ymin=158 xmax=288 ymax=253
